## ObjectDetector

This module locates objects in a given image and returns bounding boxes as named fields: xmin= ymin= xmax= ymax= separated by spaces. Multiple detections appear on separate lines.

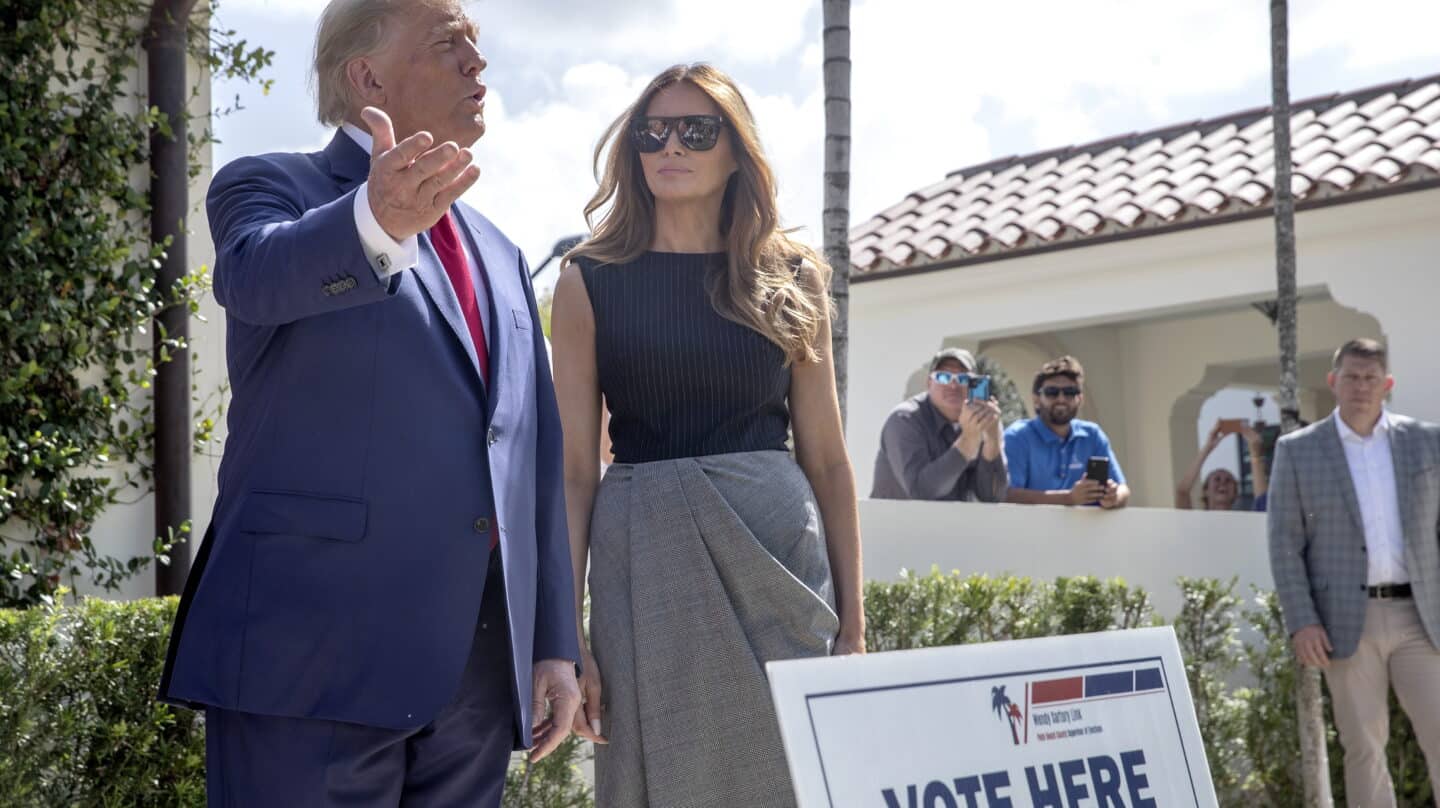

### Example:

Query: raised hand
xmin=361 ymin=106 xmax=481 ymax=242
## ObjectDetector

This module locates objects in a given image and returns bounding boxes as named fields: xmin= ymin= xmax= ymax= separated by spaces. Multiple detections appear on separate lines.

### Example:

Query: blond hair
xmin=565 ymin=63 xmax=832 ymax=365
xmin=311 ymin=0 xmax=458 ymax=126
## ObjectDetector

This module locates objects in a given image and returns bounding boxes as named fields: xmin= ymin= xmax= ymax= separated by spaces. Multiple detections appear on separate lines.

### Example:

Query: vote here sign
xmin=767 ymin=626 xmax=1216 ymax=808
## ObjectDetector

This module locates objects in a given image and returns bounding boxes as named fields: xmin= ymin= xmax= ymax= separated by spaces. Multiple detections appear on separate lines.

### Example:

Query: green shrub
xmin=1 ymin=0 xmax=272 ymax=608
xmin=0 ymin=596 xmax=590 ymax=807
xmin=1238 ymin=590 xmax=1432 ymax=807
xmin=0 ymin=597 xmax=203 ymax=807
xmin=4 ymin=577 xmax=1428 ymax=806
xmin=863 ymin=568 xmax=1154 ymax=651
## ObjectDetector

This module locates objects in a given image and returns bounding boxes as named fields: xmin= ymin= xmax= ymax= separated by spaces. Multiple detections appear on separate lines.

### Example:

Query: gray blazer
xmin=1267 ymin=411 xmax=1440 ymax=658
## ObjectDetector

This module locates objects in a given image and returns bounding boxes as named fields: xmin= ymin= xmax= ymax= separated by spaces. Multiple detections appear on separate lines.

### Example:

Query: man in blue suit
xmin=158 ymin=1 xmax=581 ymax=803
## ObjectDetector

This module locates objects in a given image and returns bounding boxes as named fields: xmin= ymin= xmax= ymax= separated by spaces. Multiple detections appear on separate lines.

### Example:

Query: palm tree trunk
xmin=822 ymin=0 xmax=851 ymax=425
xmin=1270 ymin=1 xmax=1333 ymax=804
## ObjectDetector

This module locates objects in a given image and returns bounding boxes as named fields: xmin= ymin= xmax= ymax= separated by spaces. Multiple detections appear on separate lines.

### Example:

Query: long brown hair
xmin=564 ymin=63 xmax=831 ymax=364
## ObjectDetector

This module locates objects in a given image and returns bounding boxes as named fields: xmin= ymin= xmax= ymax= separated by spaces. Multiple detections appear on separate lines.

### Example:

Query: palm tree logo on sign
xmin=991 ymin=685 xmax=1024 ymax=746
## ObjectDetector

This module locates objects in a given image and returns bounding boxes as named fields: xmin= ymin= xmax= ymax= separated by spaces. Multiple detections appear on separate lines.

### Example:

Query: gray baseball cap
xmin=929 ymin=347 xmax=976 ymax=372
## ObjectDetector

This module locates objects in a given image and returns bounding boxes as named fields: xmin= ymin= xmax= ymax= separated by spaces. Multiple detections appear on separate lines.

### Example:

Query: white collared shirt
xmin=340 ymin=124 xmax=490 ymax=347
xmin=1335 ymin=408 xmax=1408 ymax=585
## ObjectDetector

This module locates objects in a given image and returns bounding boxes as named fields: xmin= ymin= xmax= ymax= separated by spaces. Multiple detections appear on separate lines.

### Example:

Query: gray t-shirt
xmin=871 ymin=393 xmax=1009 ymax=501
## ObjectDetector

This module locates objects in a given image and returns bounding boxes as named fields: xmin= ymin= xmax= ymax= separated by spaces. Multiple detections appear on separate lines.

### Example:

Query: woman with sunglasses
xmin=550 ymin=63 xmax=865 ymax=805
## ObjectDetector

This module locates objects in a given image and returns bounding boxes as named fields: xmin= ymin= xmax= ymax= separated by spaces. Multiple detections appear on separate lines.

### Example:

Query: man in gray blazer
xmin=1268 ymin=338 xmax=1440 ymax=806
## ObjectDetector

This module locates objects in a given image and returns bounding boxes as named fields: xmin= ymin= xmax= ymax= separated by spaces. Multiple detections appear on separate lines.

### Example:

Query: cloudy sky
xmin=210 ymin=0 xmax=1439 ymax=291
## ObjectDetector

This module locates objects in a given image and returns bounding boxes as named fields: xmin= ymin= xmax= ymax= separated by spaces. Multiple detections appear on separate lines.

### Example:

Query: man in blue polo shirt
xmin=1004 ymin=355 xmax=1131 ymax=508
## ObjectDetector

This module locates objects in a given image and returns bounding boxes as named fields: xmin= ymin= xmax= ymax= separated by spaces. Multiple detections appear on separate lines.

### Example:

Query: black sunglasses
xmin=630 ymin=115 xmax=726 ymax=153
xmin=1039 ymin=386 xmax=1082 ymax=399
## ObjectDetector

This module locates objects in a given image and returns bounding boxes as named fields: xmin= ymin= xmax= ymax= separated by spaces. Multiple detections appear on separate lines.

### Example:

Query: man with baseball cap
xmin=871 ymin=348 xmax=1007 ymax=501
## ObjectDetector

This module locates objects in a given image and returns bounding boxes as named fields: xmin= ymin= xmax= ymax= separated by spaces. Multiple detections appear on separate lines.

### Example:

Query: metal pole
xmin=147 ymin=0 xmax=200 ymax=597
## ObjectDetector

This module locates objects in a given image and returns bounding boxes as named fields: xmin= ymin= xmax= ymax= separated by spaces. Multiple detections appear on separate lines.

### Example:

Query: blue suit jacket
xmin=159 ymin=132 xmax=578 ymax=737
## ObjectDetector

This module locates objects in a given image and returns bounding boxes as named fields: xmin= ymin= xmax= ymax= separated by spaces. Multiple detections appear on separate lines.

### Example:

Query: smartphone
xmin=1218 ymin=418 xmax=1247 ymax=436
xmin=1085 ymin=456 xmax=1110 ymax=484
xmin=968 ymin=375 xmax=992 ymax=402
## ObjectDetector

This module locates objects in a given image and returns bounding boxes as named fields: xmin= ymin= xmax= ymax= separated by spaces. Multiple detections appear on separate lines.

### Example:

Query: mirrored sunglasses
xmin=930 ymin=371 xmax=975 ymax=386
xmin=630 ymin=115 xmax=726 ymax=153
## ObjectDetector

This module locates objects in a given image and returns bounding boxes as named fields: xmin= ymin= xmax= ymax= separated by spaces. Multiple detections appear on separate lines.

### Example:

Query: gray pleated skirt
xmin=588 ymin=449 xmax=839 ymax=808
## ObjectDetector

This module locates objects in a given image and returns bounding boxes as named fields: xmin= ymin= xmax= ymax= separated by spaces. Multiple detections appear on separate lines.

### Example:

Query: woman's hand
xmin=571 ymin=645 xmax=608 ymax=744
xmin=833 ymin=625 xmax=867 ymax=656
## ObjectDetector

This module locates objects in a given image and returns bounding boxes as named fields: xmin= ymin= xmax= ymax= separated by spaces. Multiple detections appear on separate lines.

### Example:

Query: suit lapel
xmin=453 ymin=206 xmax=508 ymax=421
xmin=1318 ymin=413 xmax=1365 ymax=531
xmin=323 ymin=130 xmax=369 ymax=191
xmin=415 ymin=231 xmax=488 ymax=393
xmin=322 ymin=131 xmax=489 ymax=397
xmin=1387 ymin=417 xmax=1419 ymax=555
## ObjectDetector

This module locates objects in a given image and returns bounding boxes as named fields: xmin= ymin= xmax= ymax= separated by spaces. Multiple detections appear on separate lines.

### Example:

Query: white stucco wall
xmin=860 ymin=500 xmax=1271 ymax=623
xmin=848 ymin=188 xmax=1440 ymax=507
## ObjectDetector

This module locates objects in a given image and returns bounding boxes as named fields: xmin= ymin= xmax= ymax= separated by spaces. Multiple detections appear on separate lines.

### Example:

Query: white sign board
xmin=768 ymin=626 xmax=1216 ymax=808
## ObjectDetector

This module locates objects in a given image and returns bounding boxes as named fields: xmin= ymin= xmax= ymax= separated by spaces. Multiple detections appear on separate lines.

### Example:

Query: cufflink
xmin=377 ymin=253 xmax=392 ymax=272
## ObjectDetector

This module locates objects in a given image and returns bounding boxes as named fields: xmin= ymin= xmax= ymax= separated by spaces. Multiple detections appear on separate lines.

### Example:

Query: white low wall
xmin=860 ymin=499 xmax=1273 ymax=621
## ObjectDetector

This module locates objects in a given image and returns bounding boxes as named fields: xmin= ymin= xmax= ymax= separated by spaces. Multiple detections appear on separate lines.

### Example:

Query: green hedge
xmin=2 ymin=576 xmax=1429 ymax=806
xmin=0 ymin=598 xmax=591 ymax=808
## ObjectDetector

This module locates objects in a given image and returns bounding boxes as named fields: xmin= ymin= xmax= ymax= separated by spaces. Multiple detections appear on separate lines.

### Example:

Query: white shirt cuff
xmin=353 ymin=181 xmax=418 ymax=280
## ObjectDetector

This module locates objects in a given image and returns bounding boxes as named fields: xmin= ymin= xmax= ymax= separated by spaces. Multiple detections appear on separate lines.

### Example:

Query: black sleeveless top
xmin=578 ymin=252 xmax=792 ymax=464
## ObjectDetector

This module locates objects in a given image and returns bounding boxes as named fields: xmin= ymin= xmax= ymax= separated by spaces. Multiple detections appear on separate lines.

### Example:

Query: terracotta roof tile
xmin=1234 ymin=181 xmax=1269 ymax=207
xmin=1369 ymin=157 xmax=1406 ymax=182
xmin=1378 ymin=119 xmax=1424 ymax=147
xmin=1200 ymin=123 xmax=1240 ymax=149
xmin=1194 ymin=188 xmax=1228 ymax=212
xmin=1341 ymin=142 xmax=1389 ymax=173
xmin=1415 ymin=97 xmax=1440 ymax=124
xmin=1151 ymin=197 xmax=1183 ymax=219
xmin=1112 ymin=203 xmax=1145 ymax=227
xmin=1333 ymin=127 xmax=1380 ymax=156
xmin=1326 ymin=114 xmax=1369 ymax=143
xmin=1290 ymin=120 xmax=1329 ymax=150
xmin=1297 ymin=150 xmax=1343 ymax=180
xmin=1317 ymin=101 xmax=1358 ymax=126
xmin=1073 ymin=210 xmax=1104 ymax=232
xmin=1400 ymin=83 xmax=1440 ymax=110
xmin=876 ymin=195 xmax=919 ymax=221
xmin=1358 ymin=92 xmax=1399 ymax=117
xmin=1214 ymin=168 xmax=1257 ymax=196
xmin=1369 ymin=104 xmax=1412 ymax=132
xmin=852 ymin=74 xmax=1440 ymax=276
xmin=1392 ymin=135 xmax=1434 ymax=163
xmin=1291 ymin=136 xmax=1334 ymax=165
xmin=1320 ymin=166 xmax=1357 ymax=188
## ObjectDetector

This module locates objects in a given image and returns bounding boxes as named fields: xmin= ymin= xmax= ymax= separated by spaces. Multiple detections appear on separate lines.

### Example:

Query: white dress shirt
xmin=341 ymin=124 xmax=491 ymax=348
xmin=1335 ymin=408 xmax=1408 ymax=585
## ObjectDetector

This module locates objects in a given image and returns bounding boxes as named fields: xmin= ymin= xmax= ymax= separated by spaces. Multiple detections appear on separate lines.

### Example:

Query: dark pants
xmin=205 ymin=551 xmax=516 ymax=807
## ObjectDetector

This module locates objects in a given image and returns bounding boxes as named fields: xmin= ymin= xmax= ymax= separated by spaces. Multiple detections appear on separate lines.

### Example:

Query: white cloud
xmin=1295 ymin=0 xmax=1440 ymax=73
xmin=214 ymin=0 xmax=1440 ymax=294
xmin=463 ymin=63 xmax=652 ymax=283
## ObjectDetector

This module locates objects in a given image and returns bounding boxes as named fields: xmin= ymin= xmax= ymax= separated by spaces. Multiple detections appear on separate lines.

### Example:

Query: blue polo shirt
xmin=1003 ymin=418 xmax=1126 ymax=491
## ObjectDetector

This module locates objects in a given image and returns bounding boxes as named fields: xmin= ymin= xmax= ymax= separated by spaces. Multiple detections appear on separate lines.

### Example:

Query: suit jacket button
xmin=474 ymin=517 xmax=490 ymax=534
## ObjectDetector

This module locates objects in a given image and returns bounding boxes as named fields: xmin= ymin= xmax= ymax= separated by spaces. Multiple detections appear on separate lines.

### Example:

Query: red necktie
xmin=429 ymin=211 xmax=490 ymax=383
xmin=429 ymin=211 xmax=498 ymax=550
